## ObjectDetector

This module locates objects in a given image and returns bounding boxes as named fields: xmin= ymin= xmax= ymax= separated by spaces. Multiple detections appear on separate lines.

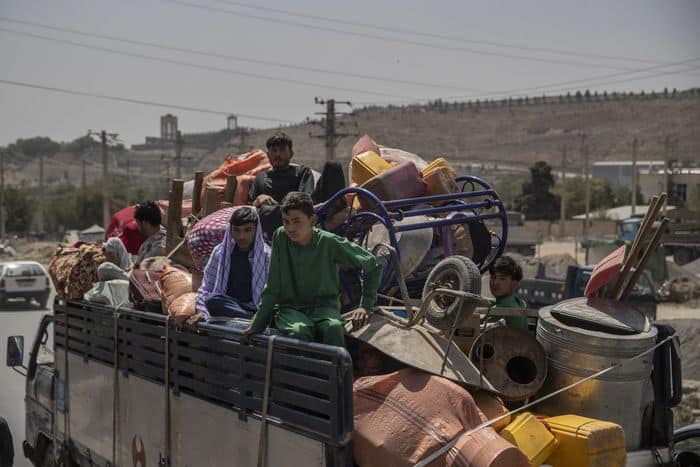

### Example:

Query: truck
xmin=517 ymin=264 xmax=662 ymax=320
xmin=620 ymin=218 xmax=700 ymax=266
xmin=502 ymin=211 xmax=543 ymax=256
xmin=6 ymin=298 xmax=698 ymax=467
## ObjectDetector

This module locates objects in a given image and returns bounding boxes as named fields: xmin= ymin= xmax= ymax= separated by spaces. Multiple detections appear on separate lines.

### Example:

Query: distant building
xmin=161 ymin=114 xmax=178 ymax=141
xmin=572 ymin=204 xmax=677 ymax=221
xmin=639 ymin=166 xmax=700 ymax=205
xmin=591 ymin=160 xmax=664 ymax=187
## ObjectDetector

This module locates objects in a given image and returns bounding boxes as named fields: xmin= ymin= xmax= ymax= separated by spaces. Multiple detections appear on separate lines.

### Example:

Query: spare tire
xmin=422 ymin=256 xmax=482 ymax=330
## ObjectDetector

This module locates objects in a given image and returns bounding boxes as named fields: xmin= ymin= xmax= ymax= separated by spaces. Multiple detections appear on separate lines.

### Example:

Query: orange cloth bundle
xmin=352 ymin=368 xmax=528 ymax=467
xmin=168 ymin=291 xmax=197 ymax=325
xmin=201 ymin=150 xmax=271 ymax=206
xmin=158 ymin=265 xmax=192 ymax=314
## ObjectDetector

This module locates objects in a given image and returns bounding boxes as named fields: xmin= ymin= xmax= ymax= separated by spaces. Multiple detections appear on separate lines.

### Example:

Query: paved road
xmin=0 ymin=298 xmax=53 ymax=467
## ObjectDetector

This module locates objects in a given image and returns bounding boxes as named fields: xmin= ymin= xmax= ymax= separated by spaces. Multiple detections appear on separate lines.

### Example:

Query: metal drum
xmin=535 ymin=298 xmax=657 ymax=449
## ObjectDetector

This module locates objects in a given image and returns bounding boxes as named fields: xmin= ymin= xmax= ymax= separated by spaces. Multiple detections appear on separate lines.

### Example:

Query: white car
xmin=0 ymin=261 xmax=51 ymax=308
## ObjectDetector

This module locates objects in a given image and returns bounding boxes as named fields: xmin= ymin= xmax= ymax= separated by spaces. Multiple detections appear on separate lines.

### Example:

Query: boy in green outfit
xmin=244 ymin=192 xmax=382 ymax=346
xmin=488 ymin=255 xmax=529 ymax=330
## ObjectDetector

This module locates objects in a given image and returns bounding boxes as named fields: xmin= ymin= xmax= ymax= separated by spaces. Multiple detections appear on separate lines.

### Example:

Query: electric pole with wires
xmin=310 ymin=97 xmax=357 ymax=162
xmin=88 ymin=129 xmax=120 ymax=228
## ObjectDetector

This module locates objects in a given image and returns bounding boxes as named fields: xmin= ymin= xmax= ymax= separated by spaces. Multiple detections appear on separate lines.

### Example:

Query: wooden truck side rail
xmin=52 ymin=300 xmax=354 ymax=466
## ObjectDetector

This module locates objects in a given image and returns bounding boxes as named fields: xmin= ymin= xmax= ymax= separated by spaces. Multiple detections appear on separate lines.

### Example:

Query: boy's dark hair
xmin=488 ymin=255 xmax=523 ymax=281
xmin=281 ymin=191 xmax=315 ymax=217
xmin=266 ymin=131 xmax=293 ymax=151
xmin=230 ymin=207 xmax=258 ymax=226
xmin=134 ymin=201 xmax=162 ymax=227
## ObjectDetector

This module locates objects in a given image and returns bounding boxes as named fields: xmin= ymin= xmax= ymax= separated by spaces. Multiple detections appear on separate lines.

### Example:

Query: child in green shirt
xmin=488 ymin=255 xmax=529 ymax=330
xmin=244 ymin=192 xmax=382 ymax=346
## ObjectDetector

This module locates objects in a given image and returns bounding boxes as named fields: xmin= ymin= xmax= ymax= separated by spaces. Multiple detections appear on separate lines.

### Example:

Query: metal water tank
xmin=535 ymin=297 xmax=657 ymax=449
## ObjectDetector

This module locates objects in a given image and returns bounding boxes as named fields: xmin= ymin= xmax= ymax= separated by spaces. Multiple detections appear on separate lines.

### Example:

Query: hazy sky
xmin=0 ymin=0 xmax=698 ymax=146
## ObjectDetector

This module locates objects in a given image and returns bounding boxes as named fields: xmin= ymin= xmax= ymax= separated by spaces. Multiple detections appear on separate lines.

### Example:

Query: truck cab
xmin=6 ymin=314 xmax=56 ymax=466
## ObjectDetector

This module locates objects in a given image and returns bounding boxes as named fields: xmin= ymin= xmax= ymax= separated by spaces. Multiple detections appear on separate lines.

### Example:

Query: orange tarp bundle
xmin=201 ymin=149 xmax=271 ymax=206
xmin=352 ymin=368 xmax=529 ymax=467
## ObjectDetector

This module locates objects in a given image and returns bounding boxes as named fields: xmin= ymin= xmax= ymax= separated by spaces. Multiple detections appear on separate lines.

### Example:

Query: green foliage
xmin=43 ymin=180 xmax=136 ymax=232
xmin=62 ymin=135 xmax=100 ymax=154
xmin=493 ymin=175 xmax=522 ymax=211
xmin=553 ymin=176 xmax=636 ymax=217
xmin=515 ymin=161 xmax=560 ymax=220
xmin=4 ymin=187 xmax=36 ymax=233
xmin=8 ymin=136 xmax=60 ymax=158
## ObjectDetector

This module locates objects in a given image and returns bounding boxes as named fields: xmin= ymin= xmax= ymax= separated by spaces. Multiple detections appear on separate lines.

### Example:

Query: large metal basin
xmin=535 ymin=298 xmax=657 ymax=449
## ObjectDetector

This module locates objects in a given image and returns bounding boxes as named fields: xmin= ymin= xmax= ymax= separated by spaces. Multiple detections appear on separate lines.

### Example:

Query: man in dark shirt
xmin=249 ymin=132 xmax=314 ymax=206
xmin=195 ymin=207 xmax=271 ymax=320
xmin=250 ymin=131 xmax=346 ymax=236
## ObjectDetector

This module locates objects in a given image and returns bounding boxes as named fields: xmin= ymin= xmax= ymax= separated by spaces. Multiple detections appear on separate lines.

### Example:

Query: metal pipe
xmin=611 ymin=194 xmax=665 ymax=298
xmin=371 ymin=243 xmax=413 ymax=321
xmin=619 ymin=217 xmax=670 ymax=300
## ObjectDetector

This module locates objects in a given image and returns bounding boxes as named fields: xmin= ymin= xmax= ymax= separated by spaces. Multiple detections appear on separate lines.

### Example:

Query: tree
xmin=8 ymin=136 xmax=60 ymax=159
xmin=515 ymin=161 xmax=560 ymax=220
xmin=554 ymin=176 xmax=638 ymax=217
xmin=63 ymin=135 xmax=100 ymax=154
xmin=4 ymin=187 xmax=36 ymax=233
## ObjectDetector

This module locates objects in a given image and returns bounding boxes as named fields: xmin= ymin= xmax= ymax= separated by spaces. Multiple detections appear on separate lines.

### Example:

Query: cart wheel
xmin=421 ymin=256 xmax=481 ymax=329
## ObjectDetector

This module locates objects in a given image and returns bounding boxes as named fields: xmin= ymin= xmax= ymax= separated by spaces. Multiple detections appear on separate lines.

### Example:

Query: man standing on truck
xmin=133 ymin=201 xmax=166 ymax=265
xmin=488 ymin=255 xmax=529 ymax=330
xmin=249 ymin=132 xmax=346 ymax=236
xmin=243 ymin=192 xmax=381 ymax=346
xmin=195 ymin=207 xmax=271 ymax=320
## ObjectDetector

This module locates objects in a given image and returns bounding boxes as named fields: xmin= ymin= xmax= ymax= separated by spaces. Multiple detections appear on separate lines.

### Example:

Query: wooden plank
xmin=223 ymin=175 xmax=237 ymax=204
xmin=166 ymin=179 xmax=184 ymax=254
xmin=203 ymin=185 xmax=220 ymax=215
xmin=192 ymin=171 xmax=204 ymax=216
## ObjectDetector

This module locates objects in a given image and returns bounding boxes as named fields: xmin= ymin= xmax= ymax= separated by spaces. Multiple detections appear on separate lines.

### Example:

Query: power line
xmin=212 ymin=0 xmax=666 ymax=65
xmin=0 ymin=16 xmax=491 ymax=94
xmin=443 ymin=56 xmax=700 ymax=101
xmin=0 ymin=27 xmax=420 ymax=100
xmin=354 ymin=56 xmax=700 ymax=105
xmin=159 ymin=0 xmax=641 ymax=72
xmin=0 ymin=78 xmax=291 ymax=123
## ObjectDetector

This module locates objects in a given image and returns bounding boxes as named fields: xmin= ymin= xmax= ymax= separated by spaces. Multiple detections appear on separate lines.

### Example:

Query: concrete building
xmin=639 ymin=166 xmax=700 ymax=206
xmin=591 ymin=160 xmax=664 ymax=187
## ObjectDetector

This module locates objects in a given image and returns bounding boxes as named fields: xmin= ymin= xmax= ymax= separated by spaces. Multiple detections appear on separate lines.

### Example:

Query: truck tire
xmin=421 ymin=256 xmax=481 ymax=330
xmin=673 ymin=248 xmax=694 ymax=266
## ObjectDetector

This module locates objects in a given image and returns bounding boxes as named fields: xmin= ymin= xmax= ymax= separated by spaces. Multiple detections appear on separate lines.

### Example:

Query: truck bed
xmin=52 ymin=300 xmax=354 ymax=466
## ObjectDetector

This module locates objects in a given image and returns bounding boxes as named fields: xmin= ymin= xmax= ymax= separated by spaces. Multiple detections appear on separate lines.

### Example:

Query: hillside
xmin=202 ymin=91 xmax=700 ymax=172
xmin=4 ymin=91 xmax=700 ymax=191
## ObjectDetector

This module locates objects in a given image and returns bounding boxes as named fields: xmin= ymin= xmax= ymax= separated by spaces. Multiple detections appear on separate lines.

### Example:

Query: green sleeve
xmin=332 ymin=235 xmax=382 ymax=308
xmin=249 ymin=229 xmax=283 ymax=332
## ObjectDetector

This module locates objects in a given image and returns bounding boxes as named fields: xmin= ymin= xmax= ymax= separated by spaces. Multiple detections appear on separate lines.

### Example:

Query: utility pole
xmin=238 ymin=128 xmax=248 ymax=154
xmin=311 ymin=97 xmax=356 ymax=162
xmin=126 ymin=158 xmax=130 ymax=180
xmin=560 ymin=145 xmax=567 ymax=238
xmin=663 ymin=135 xmax=670 ymax=215
xmin=175 ymin=130 xmax=183 ymax=179
xmin=581 ymin=133 xmax=591 ymax=238
xmin=631 ymin=137 xmax=638 ymax=216
xmin=82 ymin=157 xmax=87 ymax=220
xmin=88 ymin=129 xmax=119 ymax=227
xmin=0 ymin=151 xmax=5 ymax=239
xmin=101 ymin=130 xmax=109 ymax=228
xmin=38 ymin=156 xmax=45 ymax=234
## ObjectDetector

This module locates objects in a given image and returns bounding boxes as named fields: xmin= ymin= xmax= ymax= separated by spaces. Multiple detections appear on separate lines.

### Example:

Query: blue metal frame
xmin=316 ymin=174 xmax=508 ymax=308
